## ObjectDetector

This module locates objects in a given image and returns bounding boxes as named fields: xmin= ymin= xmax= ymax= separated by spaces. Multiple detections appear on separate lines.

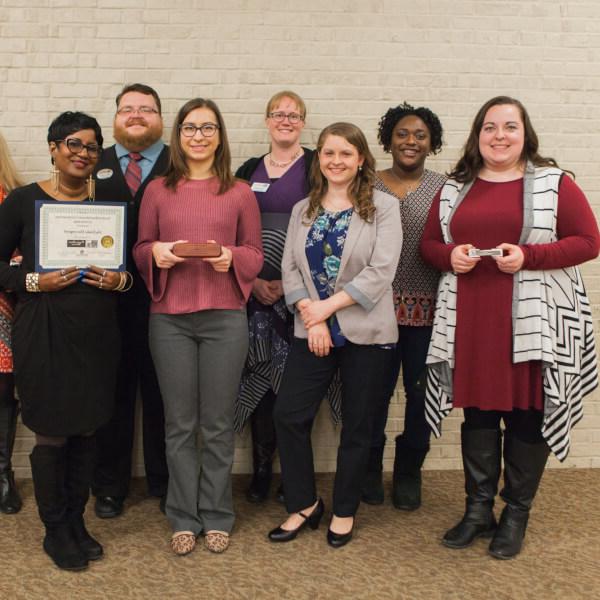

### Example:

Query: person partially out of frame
xmin=0 ymin=130 xmax=24 ymax=515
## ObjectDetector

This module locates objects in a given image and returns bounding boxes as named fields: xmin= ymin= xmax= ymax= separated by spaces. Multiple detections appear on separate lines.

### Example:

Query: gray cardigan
xmin=282 ymin=189 xmax=402 ymax=345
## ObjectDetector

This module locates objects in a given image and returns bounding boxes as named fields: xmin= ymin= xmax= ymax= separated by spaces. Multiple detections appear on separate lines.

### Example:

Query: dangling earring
xmin=50 ymin=160 xmax=60 ymax=193
xmin=87 ymin=174 xmax=96 ymax=202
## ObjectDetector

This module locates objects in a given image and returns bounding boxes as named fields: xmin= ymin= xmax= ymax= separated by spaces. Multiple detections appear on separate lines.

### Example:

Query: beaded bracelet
xmin=25 ymin=272 xmax=41 ymax=293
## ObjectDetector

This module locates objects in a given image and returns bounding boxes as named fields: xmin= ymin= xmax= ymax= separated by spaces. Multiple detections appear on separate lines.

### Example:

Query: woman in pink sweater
xmin=134 ymin=98 xmax=263 ymax=556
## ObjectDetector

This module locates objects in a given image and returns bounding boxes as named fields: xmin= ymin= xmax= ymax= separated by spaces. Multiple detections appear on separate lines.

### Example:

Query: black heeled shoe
xmin=327 ymin=517 xmax=354 ymax=548
xmin=268 ymin=498 xmax=324 ymax=542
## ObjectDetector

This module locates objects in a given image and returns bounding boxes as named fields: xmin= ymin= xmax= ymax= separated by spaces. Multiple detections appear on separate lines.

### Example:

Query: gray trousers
xmin=149 ymin=310 xmax=248 ymax=534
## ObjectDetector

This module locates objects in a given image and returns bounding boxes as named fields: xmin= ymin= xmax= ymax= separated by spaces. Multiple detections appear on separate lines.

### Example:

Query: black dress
xmin=0 ymin=183 xmax=119 ymax=436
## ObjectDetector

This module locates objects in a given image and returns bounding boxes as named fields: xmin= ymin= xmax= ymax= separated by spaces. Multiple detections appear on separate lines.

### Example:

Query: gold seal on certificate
xmin=35 ymin=201 xmax=127 ymax=271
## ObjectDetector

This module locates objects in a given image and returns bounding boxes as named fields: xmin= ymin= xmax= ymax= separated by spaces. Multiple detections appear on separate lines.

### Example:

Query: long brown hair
xmin=449 ymin=96 xmax=563 ymax=183
xmin=163 ymin=98 xmax=234 ymax=194
xmin=0 ymin=131 xmax=23 ymax=194
xmin=306 ymin=122 xmax=376 ymax=223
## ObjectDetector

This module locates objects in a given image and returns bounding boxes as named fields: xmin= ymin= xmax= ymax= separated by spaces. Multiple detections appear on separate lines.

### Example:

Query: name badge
xmin=251 ymin=182 xmax=270 ymax=193
xmin=96 ymin=168 xmax=113 ymax=180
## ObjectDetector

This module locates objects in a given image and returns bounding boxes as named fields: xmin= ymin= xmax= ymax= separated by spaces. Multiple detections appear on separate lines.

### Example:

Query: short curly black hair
xmin=377 ymin=102 xmax=443 ymax=155
xmin=47 ymin=111 xmax=103 ymax=148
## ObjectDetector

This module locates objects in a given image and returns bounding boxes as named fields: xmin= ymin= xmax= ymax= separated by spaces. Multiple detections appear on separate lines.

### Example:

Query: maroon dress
xmin=421 ymin=175 xmax=600 ymax=412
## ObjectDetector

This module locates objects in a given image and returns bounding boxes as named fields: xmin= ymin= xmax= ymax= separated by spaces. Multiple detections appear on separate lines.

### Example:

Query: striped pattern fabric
xmin=262 ymin=228 xmax=286 ymax=274
xmin=425 ymin=164 xmax=598 ymax=460
xmin=125 ymin=152 xmax=142 ymax=196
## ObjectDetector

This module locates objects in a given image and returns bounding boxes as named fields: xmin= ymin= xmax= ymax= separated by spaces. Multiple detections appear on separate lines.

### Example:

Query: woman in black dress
xmin=0 ymin=112 xmax=124 ymax=571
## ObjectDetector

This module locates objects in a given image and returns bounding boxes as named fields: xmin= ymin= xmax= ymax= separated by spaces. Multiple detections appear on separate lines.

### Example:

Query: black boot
xmin=66 ymin=436 xmax=103 ymax=561
xmin=30 ymin=445 xmax=88 ymax=571
xmin=392 ymin=436 xmax=429 ymax=511
xmin=489 ymin=433 xmax=549 ymax=560
xmin=246 ymin=392 xmax=277 ymax=503
xmin=0 ymin=383 xmax=21 ymax=514
xmin=442 ymin=425 xmax=502 ymax=549
xmin=361 ymin=441 xmax=385 ymax=505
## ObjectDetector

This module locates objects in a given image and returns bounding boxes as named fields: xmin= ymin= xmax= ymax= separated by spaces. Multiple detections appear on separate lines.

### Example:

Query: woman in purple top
xmin=235 ymin=91 xmax=316 ymax=503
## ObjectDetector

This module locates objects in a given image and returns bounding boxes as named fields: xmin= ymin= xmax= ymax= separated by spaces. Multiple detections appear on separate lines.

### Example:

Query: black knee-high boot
xmin=442 ymin=425 xmax=502 ymax=549
xmin=246 ymin=391 xmax=277 ymax=503
xmin=488 ymin=433 xmax=549 ymax=559
xmin=66 ymin=436 xmax=103 ymax=560
xmin=0 ymin=383 xmax=21 ymax=514
xmin=29 ymin=445 xmax=88 ymax=571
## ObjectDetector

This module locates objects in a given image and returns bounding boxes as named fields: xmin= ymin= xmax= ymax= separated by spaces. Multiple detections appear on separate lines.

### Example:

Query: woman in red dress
xmin=0 ymin=131 xmax=23 ymax=514
xmin=421 ymin=96 xmax=600 ymax=559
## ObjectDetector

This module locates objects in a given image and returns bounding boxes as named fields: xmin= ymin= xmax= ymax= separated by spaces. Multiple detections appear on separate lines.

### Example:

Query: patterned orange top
xmin=0 ymin=183 xmax=15 ymax=372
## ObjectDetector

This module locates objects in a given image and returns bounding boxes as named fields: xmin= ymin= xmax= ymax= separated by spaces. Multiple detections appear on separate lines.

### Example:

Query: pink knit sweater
xmin=133 ymin=177 xmax=263 ymax=314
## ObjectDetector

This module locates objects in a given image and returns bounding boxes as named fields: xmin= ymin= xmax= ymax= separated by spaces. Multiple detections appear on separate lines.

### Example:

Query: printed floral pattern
xmin=305 ymin=207 xmax=353 ymax=346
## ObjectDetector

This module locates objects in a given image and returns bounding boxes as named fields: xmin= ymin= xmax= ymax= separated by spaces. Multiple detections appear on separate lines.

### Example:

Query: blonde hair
xmin=0 ymin=131 xmax=23 ymax=193
xmin=265 ymin=90 xmax=307 ymax=120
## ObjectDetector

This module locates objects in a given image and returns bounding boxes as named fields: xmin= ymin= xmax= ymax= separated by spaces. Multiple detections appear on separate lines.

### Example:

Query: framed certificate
xmin=35 ymin=201 xmax=127 ymax=272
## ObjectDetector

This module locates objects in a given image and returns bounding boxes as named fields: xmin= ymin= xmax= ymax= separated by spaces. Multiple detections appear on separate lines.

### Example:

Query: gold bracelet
xmin=25 ymin=272 xmax=41 ymax=293
xmin=117 ymin=271 xmax=133 ymax=293
xmin=114 ymin=271 xmax=126 ymax=292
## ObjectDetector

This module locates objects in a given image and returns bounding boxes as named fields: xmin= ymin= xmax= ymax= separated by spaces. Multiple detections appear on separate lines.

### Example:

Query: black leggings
xmin=463 ymin=408 xmax=544 ymax=444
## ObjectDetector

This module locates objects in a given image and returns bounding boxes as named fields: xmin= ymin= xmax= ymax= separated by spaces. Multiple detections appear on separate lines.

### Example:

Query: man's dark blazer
xmin=94 ymin=144 xmax=169 ymax=299
xmin=91 ymin=143 xmax=170 ymax=498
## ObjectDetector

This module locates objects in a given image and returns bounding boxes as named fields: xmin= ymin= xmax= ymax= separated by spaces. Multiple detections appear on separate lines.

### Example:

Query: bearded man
xmin=92 ymin=84 xmax=169 ymax=518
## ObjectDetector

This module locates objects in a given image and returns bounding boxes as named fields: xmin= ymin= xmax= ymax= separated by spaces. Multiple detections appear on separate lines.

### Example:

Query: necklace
xmin=388 ymin=169 xmax=423 ymax=196
xmin=268 ymin=148 xmax=302 ymax=168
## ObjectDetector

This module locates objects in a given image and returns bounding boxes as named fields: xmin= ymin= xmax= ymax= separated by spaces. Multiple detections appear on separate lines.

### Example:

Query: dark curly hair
xmin=377 ymin=102 xmax=443 ymax=155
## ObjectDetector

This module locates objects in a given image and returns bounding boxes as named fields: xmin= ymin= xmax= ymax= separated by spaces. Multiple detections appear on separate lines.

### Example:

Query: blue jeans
xmin=370 ymin=325 xmax=433 ymax=451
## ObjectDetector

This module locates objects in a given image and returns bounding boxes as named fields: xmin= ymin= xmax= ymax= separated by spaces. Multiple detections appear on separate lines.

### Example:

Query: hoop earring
xmin=87 ymin=174 xmax=96 ymax=201
xmin=50 ymin=164 xmax=60 ymax=193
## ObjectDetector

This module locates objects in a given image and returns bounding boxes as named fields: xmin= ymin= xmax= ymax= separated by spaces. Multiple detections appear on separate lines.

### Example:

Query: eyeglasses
xmin=268 ymin=111 xmax=304 ymax=124
xmin=116 ymin=106 xmax=159 ymax=115
xmin=179 ymin=122 xmax=220 ymax=138
xmin=56 ymin=138 xmax=102 ymax=158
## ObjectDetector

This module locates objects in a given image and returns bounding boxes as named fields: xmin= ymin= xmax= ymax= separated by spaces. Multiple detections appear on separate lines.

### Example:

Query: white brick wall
xmin=3 ymin=1 xmax=599 ymax=476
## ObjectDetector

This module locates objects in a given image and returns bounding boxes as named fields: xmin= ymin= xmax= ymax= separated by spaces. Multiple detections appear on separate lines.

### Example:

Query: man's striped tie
xmin=125 ymin=152 xmax=142 ymax=196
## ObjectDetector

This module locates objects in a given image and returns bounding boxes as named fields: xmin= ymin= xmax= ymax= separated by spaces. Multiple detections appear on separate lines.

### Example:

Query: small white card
xmin=468 ymin=248 xmax=503 ymax=258
xmin=251 ymin=182 xmax=270 ymax=192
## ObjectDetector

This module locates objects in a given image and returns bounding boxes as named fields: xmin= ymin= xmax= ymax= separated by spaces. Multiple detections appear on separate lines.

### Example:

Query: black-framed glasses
xmin=116 ymin=106 xmax=159 ymax=115
xmin=179 ymin=122 xmax=220 ymax=138
xmin=56 ymin=138 xmax=102 ymax=158
xmin=268 ymin=111 xmax=303 ymax=124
